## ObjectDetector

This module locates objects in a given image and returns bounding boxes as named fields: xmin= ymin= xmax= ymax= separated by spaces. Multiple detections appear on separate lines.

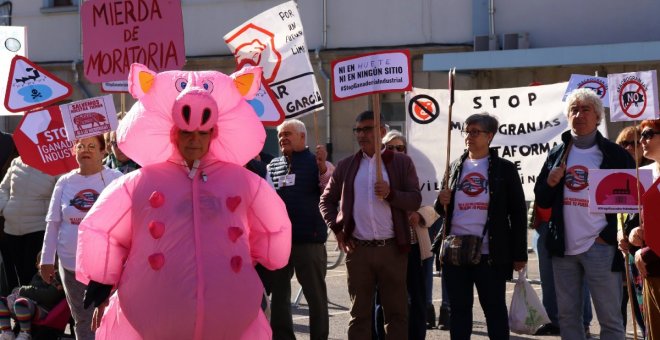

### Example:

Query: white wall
xmin=8 ymin=0 xmax=660 ymax=61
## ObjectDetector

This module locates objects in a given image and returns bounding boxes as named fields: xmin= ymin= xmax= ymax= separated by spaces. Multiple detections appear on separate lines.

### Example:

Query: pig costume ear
xmin=117 ymin=63 xmax=266 ymax=167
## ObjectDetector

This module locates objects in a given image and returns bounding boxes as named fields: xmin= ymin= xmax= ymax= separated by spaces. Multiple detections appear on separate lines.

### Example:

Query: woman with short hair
xmin=435 ymin=113 xmax=527 ymax=339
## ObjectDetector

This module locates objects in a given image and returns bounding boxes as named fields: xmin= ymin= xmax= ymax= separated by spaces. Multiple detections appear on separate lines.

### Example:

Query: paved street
xmin=288 ymin=230 xmax=642 ymax=340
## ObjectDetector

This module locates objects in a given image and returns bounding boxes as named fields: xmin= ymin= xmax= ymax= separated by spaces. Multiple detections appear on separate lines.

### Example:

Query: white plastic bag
xmin=508 ymin=269 xmax=550 ymax=334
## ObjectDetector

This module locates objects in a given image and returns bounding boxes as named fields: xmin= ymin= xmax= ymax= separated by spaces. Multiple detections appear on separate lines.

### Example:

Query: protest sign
xmin=331 ymin=50 xmax=411 ymax=101
xmin=588 ymin=169 xmax=652 ymax=213
xmin=59 ymin=95 xmax=118 ymax=141
xmin=406 ymin=83 xmax=609 ymax=205
xmin=608 ymin=70 xmax=659 ymax=122
xmin=0 ymin=26 xmax=26 ymax=116
xmin=12 ymin=107 xmax=77 ymax=176
xmin=563 ymin=74 xmax=609 ymax=107
xmin=81 ymin=0 xmax=186 ymax=83
xmin=224 ymin=1 xmax=323 ymax=120
xmin=4 ymin=55 xmax=72 ymax=113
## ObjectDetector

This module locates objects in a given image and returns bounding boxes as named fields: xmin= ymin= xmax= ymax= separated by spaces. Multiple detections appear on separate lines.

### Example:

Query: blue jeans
xmin=444 ymin=255 xmax=509 ymax=340
xmin=535 ymin=223 xmax=593 ymax=327
xmin=552 ymin=242 xmax=624 ymax=340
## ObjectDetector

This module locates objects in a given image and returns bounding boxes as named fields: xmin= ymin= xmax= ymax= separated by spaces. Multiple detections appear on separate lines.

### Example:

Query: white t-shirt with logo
xmin=43 ymin=168 xmax=123 ymax=271
xmin=563 ymin=146 xmax=606 ymax=255
xmin=450 ymin=156 xmax=490 ymax=254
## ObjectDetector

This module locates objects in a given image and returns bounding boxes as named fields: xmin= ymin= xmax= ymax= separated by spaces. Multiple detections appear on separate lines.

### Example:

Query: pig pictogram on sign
xmin=226 ymin=24 xmax=282 ymax=83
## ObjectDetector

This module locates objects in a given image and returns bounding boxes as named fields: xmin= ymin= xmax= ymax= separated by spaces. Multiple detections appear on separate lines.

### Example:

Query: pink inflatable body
xmin=76 ymin=63 xmax=291 ymax=339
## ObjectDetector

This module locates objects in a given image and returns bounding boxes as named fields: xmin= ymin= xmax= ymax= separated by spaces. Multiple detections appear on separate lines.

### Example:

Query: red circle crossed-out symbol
xmin=413 ymin=100 xmax=434 ymax=120
xmin=618 ymin=80 xmax=647 ymax=119
xmin=578 ymin=80 xmax=607 ymax=99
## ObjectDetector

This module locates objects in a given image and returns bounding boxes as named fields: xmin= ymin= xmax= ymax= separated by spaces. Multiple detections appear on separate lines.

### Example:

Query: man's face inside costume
xmin=176 ymin=128 xmax=213 ymax=163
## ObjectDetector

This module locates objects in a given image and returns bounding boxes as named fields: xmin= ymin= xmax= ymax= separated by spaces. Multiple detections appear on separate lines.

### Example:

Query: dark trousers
xmin=444 ymin=255 xmax=509 ymax=340
xmin=346 ymin=242 xmax=408 ymax=340
xmin=406 ymin=244 xmax=427 ymax=340
xmin=0 ymin=231 xmax=45 ymax=294
xmin=261 ymin=243 xmax=329 ymax=340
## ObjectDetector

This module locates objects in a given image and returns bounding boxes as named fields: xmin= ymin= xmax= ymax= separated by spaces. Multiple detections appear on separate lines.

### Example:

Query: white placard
xmin=0 ymin=26 xmax=26 ymax=116
xmin=563 ymin=74 xmax=609 ymax=108
xmin=331 ymin=50 xmax=411 ymax=101
xmin=608 ymin=70 xmax=660 ymax=122
xmin=588 ymin=169 xmax=653 ymax=213
xmin=60 ymin=95 xmax=118 ymax=141
xmin=224 ymin=1 xmax=323 ymax=119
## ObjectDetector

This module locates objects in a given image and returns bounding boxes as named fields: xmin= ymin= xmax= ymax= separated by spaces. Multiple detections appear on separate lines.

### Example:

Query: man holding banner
xmin=320 ymin=111 xmax=421 ymax=340
xmin=534 ymin=89 xmax=634 ymax=340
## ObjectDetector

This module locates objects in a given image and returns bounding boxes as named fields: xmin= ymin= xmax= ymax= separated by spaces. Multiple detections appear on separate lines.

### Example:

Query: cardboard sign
xmin=12 ymin=107 xmax=77 ymax=176
xmin=101 ymin=80 xmax=128 ymax=93
xmin=224 ymin=1 xmax=324 ymax=119
xmin=406 ymin=83 xmax=610 ymax=205
xmin=331 ymin=50 xmax=411 ymax=101
xmin=81 ymin=0 xmax=186 ymax=83
xmin=4 ymin=55 xmax=73 ymax=113
xmin=608 ymin=70 xmax=660 ymax=122
xmin=563 ymin=74 xmax=609 ymax=108
xmin=588 ymin=169 xmax=653 ymax=213
xmin=0 ymin=26 xmax=26 ymax=116
xmin=59 ymin=95 xmax=118 ymax=141
xmin=643 ymin=177 xmax=660 ymax=255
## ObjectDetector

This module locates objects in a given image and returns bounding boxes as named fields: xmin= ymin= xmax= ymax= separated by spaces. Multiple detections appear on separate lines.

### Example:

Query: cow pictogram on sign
xmin=225 ymin=24 xmax=282 ymax=84
xmin=4 ymin=55 xmax=72 ymax=113
xmin=408 ymin=94 xmax=439 ymax=124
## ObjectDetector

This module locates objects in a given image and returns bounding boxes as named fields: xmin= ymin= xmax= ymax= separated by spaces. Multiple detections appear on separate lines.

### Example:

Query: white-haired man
xmin=534 ymin=88 xmax=634 ymax=340
xmin=265 ymin=119 xmax=333 ymax=340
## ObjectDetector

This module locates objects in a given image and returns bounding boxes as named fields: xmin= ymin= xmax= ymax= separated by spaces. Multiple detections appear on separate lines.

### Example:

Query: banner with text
xmin=331 ymin=50 xmax=412 ymax=101
xmin=405 ymin=82 xmax=608 ymax=205
xmin=608 ymin=70 xmax=659 ymax=122
xmin=588 ymin=169 xmax=653 ymax=213
xmin=224 ymin=1 xmax=323 ymax=119
xmin=60 ymin=95 xmax=118 ymax=141
xmin=82 ymin=0 xmax=186 ymax=83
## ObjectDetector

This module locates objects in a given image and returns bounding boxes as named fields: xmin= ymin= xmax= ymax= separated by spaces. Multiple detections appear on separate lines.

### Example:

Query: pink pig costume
xmin=75 ymin=63 xmax=292 ymax=339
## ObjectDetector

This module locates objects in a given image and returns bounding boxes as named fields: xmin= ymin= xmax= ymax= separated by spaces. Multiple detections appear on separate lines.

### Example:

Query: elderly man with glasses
xmin=320 ymin=110 xmax=421 ymax=340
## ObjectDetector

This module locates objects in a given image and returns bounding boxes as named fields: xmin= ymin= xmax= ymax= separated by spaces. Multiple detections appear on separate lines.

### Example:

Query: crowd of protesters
xmin=0 ymin=87 xmax=658 ymax=340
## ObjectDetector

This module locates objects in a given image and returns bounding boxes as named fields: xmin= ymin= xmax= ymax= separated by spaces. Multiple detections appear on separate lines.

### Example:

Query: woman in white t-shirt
xmin=39 ymin=135 xmax=122 ymax=340
xmin=435 ymin=113 xmax=527 ymax=339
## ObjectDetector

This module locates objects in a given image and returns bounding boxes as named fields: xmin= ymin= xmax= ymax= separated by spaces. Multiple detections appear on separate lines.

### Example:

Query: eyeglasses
xmin=641 ymin=130 xmax=660 ymax=141
xmin=352 ymin=126 xmax=374 ymax=134
xmin=461 ymin=129 xmax=489 ymax=137
xmin=386 ymin=145 xmax=406 ymax=152
xmin=618 ymin=140 xmax=636 ymax=148
xmin=76 ymin=143 xmax=98 ymax=151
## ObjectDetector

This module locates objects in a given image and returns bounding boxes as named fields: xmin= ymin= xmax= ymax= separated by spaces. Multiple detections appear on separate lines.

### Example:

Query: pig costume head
xmin=117 ymin=63 xmax=265 ymax=167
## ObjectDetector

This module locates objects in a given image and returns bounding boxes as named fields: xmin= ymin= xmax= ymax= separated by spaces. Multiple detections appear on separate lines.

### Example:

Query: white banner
xmin=588 ymin=169 xmax=653 ymax=213
xmin=406 ymin=82 xmax=608 ymax=205
xmin=224 ymin=1 xmax=323 ymax=119
xmin=60 ymin=95 xmax=118 ymax=141
xmin=608 ymin=70 xmax=660 ymax=122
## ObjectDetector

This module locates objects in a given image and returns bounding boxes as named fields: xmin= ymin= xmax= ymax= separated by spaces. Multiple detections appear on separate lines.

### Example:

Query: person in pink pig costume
xmin=74 ymin=63 xmax=292 ymax=340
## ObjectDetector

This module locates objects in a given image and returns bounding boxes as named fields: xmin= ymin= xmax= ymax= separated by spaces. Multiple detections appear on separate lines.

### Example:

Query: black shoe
xmin=438 ymin=306 xmax=450 ymax=331
xmin=534 ymin=323 xmax=560 ymax=336
xmin=426 ymin=305 xmax=436 ymax=329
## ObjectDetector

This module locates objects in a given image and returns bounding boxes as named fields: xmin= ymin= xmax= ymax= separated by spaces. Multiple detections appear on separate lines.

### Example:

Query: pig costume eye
xmin=202 ymin=80 xmax=213 ymax=92
xmin=175 ymin=78 xmax=187 ymax=92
